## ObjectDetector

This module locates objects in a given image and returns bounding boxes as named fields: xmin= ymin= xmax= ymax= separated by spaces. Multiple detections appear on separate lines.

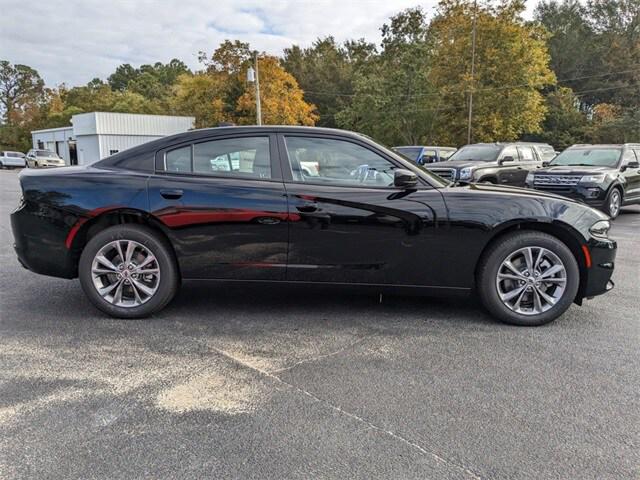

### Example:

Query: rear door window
xmin=518 ymin=146 xmax=535 ymax=162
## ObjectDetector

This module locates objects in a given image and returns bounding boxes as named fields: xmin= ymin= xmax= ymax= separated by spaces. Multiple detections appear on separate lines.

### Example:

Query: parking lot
xmin=0 ymin=168 xmax=638 ymax=479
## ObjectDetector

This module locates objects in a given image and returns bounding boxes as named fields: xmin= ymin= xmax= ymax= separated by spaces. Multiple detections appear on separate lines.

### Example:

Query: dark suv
xmin=426 ymin=142 xmax=552 ymax=186
xmin=525 ymin=144 xmax=640 ymax=218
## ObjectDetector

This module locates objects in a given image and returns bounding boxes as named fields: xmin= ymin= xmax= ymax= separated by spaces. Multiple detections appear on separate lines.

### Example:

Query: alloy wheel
xmin=91 ymin=239 xmax=160 ymax=307
xmin=609 ymin=191 xmax=620 ymax=217
xmin=495 ymin=246 xmax=567 ymax=316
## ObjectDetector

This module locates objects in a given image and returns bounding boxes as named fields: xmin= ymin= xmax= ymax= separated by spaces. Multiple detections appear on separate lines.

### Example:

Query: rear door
xmin=623 ymin=149 xmax=640 ymax=201
xmin=496 ymin=146 xmax=522 ymax=185
xmin=515 ymin=145 xmax=540 ymax=186
xmin=278 ymin=133 xmax=449 ymax=286
xmin=148 ymin=133 xmax=289 ymax=280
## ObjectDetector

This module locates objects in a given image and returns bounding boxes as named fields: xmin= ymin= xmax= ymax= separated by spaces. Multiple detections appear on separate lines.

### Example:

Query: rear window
xmin=36 ymin=150 xmax=59 ymax=158
xmin=394 ymin=147 xmax=422 ymax=162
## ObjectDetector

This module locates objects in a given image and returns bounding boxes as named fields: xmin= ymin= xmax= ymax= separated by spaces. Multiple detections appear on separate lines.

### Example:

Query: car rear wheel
xmin=603 ymin=188 xmax=621 ymax=219
xmin=477 ymin=231 xmax=579 ymax=326
xmin=79 ymin=224 xmax=179 ymax=318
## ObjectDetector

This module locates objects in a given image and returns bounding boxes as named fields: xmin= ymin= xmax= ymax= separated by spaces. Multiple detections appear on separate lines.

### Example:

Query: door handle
xmin=160 ymin=189 xmax=183 ymax=200
xmin=296 ymin=203 xmax=319 ymax=213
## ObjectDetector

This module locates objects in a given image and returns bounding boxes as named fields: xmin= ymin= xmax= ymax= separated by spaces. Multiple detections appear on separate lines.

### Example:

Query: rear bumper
xmin=11 ymin=205 xmax=77 ymax=279
xmin=581 ymin=238 xmax=617 ymax=298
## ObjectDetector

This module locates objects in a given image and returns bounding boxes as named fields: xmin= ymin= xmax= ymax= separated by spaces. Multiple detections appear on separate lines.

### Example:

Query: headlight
xmin=589 ymin=219 xmax=611 ymax=238
xmin=459 ymin=167 xmax=473 ymax=180
xmin=526 ymin=172 xmax=534 ymax=185
xmin=580 ymin=174 xmax=606 ymax=183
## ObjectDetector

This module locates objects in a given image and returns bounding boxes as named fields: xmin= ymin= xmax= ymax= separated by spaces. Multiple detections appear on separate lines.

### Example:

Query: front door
xmin=148 ymin=133 xmax=289 ymax=280
xmin=623 ymin=149 xmax=640 ymax=201
xmin=279 ymin=134 xmax=448 ymax=286
xmin=496 ymin=145 xmax=523 ymax=186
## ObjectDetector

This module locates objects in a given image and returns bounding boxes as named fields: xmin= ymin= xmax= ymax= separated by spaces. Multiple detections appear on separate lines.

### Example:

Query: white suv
xmin=0 ymin=151 xmax=26 ymax=169
xmin=25 ymin=149 xmax=66 ymax=168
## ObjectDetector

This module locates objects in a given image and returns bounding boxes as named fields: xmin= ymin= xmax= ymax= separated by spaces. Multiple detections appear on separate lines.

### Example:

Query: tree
xmin=0 ymin=60 xmax=46 ymax=125
xmin=336 ymin=8 xmax=436 ymax=145
xmin=524 ymin=87 xmax=587 ymax=149
xmin=170 ymin=73 xmax=228 ymax=128
xmin=282 ymin=37 xmax=375 ymax=127
xmin=196 ymin=41 xmax=318 ymax=126
xmin=427 ymin=0 xmax=556 ymax=145
xmin=236 ymin=56 xmax=318 ymax=125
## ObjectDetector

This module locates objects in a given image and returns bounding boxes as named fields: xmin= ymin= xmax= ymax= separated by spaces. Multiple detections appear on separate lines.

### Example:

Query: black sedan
xmin=11 ymin=126 xmax=616 ymax=325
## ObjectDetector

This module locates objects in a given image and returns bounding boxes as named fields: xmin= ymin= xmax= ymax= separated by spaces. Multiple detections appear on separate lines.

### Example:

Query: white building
xmin=31 ymin=112 xmax=195 ymax=166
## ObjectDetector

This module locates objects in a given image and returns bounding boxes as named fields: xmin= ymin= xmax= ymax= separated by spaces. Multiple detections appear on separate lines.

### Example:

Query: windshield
xmin=550 ymin=148 xmax=621 ymax=167
xmin=36 ymin=150 xmax=60 ymax=158
xmin=394 ymin=147 xmax=422 ymax=162
xmin=440 ymin=149 xmax=456 ymax=160
xmin=448 ymin=145 xmax=501 ymax=162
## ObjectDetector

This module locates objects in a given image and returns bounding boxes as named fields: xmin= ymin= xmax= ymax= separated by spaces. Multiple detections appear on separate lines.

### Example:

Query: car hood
xmin=37 ymin=156 xmax=65 ymax=162
xmin=535 ymin=165 xmax=616 ymax=175
xmin=427 ymin=160 xmax=490 ymax=169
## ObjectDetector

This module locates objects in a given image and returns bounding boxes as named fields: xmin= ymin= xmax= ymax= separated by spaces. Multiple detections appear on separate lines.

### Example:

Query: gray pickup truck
xmin=426 ymin=142 xmax=556 ymax=186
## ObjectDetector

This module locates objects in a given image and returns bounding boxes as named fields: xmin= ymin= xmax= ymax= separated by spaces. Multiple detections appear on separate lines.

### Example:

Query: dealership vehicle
xmin=526 ymin=144 xmax=640 ymax=219
xmin=393 ymin=146 xmax=457 ymax=165
xmin=426 ymin=142 xmax=552 ymax=185
xmin=11 ymin=127 xmax=616 ymax=325
xmin=25 ymin=149 xmax=65 ymax=168
xmin=0 ymin=151 xmax=26 ymax=169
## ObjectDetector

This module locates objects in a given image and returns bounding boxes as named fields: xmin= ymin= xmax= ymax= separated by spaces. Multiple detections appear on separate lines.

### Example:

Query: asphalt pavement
xmin=0 ymin=169 xmax=638 ymax=479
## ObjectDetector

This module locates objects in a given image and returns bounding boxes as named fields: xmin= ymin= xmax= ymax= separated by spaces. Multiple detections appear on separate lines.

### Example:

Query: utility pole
xmin=467 ymin=0 xmax=477 ymax=144
xmin=246 ymin=51 xmax=262 ymax=125
xmin=254 ymin=51 xmax=262 ymax=125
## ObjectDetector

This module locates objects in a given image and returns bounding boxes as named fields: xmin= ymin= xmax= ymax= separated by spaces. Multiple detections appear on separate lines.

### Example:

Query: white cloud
xmin=0 ymin=0 xmax=542 ymax=87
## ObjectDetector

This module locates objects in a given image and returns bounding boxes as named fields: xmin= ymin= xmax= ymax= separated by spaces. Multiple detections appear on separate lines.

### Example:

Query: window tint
xmin=193 ymin=137 xmax=271 ymax=179
xmin=165 ymin=146 xmax=192 ymax=173
xmin=285 ymin=136 xmax=399 ymax=187
xmin=501 ymin=146 xmax=519 ymax=161
xmin=551 ymin=148 xmax=621 ymax=167
xmin=518 ymin=146 xmax=535 ymax=161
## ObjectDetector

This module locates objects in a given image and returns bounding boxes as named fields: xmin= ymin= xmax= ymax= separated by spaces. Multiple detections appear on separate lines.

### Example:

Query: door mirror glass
xmin=394 ymin=169 xmax=418 ymax=188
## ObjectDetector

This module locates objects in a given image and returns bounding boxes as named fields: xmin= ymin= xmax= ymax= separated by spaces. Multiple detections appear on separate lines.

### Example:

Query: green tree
xmin=0 ymin=60 xmax=46 ymax=125
xmin=428 ymin=0 xmax=556 ymax=145
xmin=336 ymin=8 xmax=436 ymax=145
xmin=282 ymin=37 xmax=375 ymax=127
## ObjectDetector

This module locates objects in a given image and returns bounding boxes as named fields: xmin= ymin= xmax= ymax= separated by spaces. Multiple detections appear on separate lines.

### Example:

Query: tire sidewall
xmin=478 ymin=232 xmax=580 ymax=326
xmin=605 ymin=188 xmax=621 ymax=219
xmin=79 ymin=225 xmax=178 ymax=318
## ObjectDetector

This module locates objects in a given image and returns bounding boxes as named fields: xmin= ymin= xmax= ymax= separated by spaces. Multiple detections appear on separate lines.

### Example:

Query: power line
xmin=301 ymin=65 xmax=640 ymax=99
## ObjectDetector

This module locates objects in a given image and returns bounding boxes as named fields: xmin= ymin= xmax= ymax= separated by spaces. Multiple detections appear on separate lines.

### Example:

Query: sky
xmin=1 ymin=0 xmax=543 ymax=87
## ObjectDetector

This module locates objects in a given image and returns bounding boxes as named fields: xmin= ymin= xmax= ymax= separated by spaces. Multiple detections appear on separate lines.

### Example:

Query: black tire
xmin=477 ymin=231 xmax=579 ymax=326
xmin=79 ymin=224 xmax=179 ymax=318
xmin=602 ymin=187 xmax=622 ymax=219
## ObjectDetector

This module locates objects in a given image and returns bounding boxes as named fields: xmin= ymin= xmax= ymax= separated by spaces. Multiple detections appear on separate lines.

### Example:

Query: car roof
xmin=395 ymin=145 xmax=456 ymax=149
xmin=569 ymin=144 xmax=638 ymax=149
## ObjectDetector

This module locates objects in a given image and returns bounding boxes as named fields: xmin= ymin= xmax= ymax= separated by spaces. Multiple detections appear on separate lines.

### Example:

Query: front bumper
xmin=526 ymin=184 xmax=607 ymax=207
xmin=581 ymin=237 xmax=617 ymax=298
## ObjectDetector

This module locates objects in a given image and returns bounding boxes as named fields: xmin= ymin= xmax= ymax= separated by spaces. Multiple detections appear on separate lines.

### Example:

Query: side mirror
xmin=499 ymin=156 xmax=515 ymax=165
xmin=622 ymin=161 xmax=639 ymax=171
xmin=542 ymin=161 xmax=550 ymax=167
xmin=394 ymin=169 xmax=418 ymax=189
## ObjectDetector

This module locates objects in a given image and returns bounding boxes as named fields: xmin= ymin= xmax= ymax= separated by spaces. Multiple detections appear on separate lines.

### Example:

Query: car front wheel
xmin=603 ymin=188 xmax=621 ymax=219
xmin=79 ymin=224 xmax=179 ymax=318
xmin=477 ymin=231 xmax=579 ymax=326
